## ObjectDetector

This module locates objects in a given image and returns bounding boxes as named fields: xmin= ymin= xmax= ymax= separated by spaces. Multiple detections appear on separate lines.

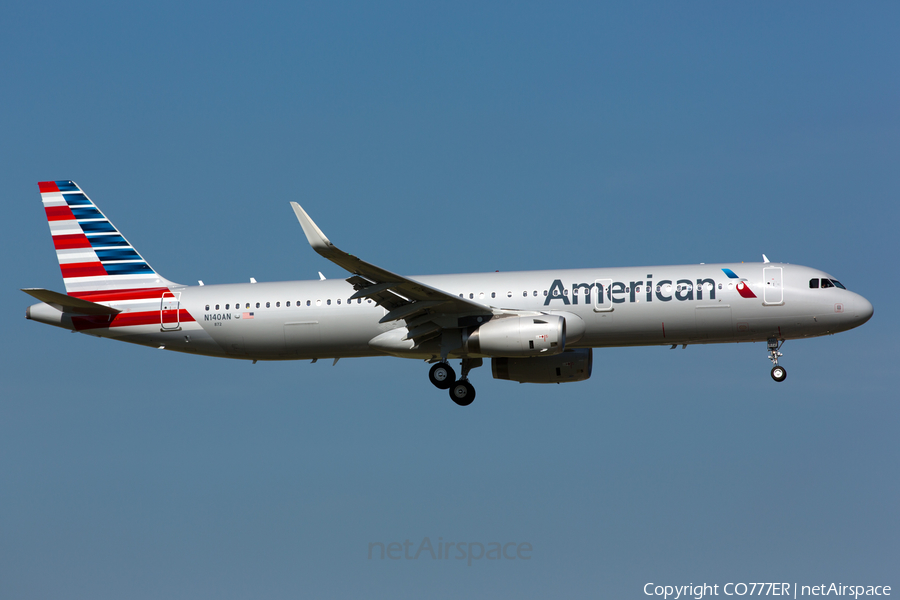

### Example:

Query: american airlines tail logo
xmin=721 ymin=268 xmax=757 ymax=299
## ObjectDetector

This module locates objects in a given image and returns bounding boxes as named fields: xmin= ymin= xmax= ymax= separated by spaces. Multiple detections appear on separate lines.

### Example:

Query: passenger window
xmin=821 ymin=279 xmax=834 ymax=289
xmin=225 ymin=304 xmax=230 ymax=310
xmin=809 ymin=278 xmax=819 ymax=289
xmin=205 ymin=305 xmax=209 ymax=311
xmin=507 ymin=291 xmax=512 ymax=298
xmin=256 ymin=302 xmax=260 ymax=308
xmin=469 ymin=293 xmax=474 ymax=299
xmin=306 ymin=300 xmax=311 ymax=306
xmin=533 ymin=291 xmax=537 ymax=297
xmin=543 ymin=290 xmax=548 ymax=296
xmin=718 ymin=283 xmax=722 ymax=290
xmin=215 ymin=304 xmax=219 ymax=310
xmin=316 ymin=300 xmax=322 ymax=306
xmin=523 ymin=291 xmax=527 ymax=297
xmin=276 ymin=302 xmax=280 ymax=307
xmin=286 ymin=301 xmax=291 ymax=307
xmin=266 ymin=302 xmax=270 ymax=308
xmin=479 ymin=292 xmax=484 ymax=299
xmin=327 ymin=299 xmax=331 ymax=305
xmin=491 ymin=292 xmax=496 ymax=298
xmin=245 ymin=303 xmax=250 ymax=309
xmin=337 ymin=299 xmax=341 ymax=305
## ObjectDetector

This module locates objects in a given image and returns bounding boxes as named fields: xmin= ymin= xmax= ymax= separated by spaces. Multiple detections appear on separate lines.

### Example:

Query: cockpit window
xmin=809 ymin=278 xmax=819 ymax=289
xmin=831 ymin=279 xmax=846 ymax=289
xmin=821 ymin=279 xmax=834 ymax=289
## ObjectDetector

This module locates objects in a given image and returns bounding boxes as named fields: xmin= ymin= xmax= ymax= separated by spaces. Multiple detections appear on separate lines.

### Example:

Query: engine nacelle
xmin=466 ymin=315 xmax=566 ymax=357
xmin=492 ymin=348 xmax=593 ymax=384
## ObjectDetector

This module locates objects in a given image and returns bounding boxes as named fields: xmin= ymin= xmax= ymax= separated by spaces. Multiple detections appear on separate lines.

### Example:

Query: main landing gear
xmin=428 ymin=362 xmax=455 ymax=389
xmin=429 ymin=358 xmax=482 ymax=406
xmin=767 ymin=337 xmax=787 ymax=382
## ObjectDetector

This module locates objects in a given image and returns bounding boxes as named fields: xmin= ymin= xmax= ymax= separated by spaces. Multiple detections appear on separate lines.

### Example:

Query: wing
xmin=291 ymin=203 xmax=492 ymax=344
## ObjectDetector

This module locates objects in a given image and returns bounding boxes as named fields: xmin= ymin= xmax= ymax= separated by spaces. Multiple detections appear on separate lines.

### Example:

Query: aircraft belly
xmin=694 ymin=305 xmax=734 ymax=340
xmin=90 ymin=321 xmax=224 ymax=355
xmin=581 ymin=302 xmax=739 ymax=346
xmin=204 ymin=310 xmax=383 ymax=359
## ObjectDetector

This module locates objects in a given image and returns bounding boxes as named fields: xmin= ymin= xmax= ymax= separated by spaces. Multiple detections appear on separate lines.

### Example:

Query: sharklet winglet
xmin=291 ymin=203 xmax=333 ymax=252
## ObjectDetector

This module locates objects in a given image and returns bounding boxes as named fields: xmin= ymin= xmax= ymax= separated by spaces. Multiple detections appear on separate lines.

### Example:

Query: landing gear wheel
xmin=766 ymin=338 xmax=787 ymax=383
xmin=771 ymin=365 xmax=787 ymax=382
xmin=449 ymin=380 xmax=476 ymax=406
xmin=429 ymin=362 xmax=455 ymax=390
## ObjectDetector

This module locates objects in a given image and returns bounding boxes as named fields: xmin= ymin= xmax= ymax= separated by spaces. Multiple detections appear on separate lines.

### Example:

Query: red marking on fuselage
xmin=72 ymin=309 xmax=196 ymax=331
xmin=736 ymin=282 xmax=757 ymax=299
xmin=70 ymin=287 xmax=172 ymax=302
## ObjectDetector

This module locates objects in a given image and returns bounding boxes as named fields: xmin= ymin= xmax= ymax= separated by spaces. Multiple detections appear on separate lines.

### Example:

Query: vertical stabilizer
xmin=38 ymin=181 xmax=177 ymax=295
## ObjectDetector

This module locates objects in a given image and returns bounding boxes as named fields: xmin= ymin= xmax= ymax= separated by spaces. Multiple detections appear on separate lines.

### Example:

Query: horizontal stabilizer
xmin=21 ymin=288 xmax=121 ymax=315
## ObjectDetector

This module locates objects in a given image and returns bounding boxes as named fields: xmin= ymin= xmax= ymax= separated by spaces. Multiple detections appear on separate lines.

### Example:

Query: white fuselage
xmin=46 ymin=262 xmax=871 ymax=362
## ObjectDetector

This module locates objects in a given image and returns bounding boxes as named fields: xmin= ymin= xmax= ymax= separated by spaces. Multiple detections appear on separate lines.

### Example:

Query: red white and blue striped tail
xmin=38 ymin=181 xmax=177 ymax=295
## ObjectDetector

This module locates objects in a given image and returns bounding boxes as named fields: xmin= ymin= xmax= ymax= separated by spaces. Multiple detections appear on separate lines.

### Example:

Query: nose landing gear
xmin=767 ymin=337 xmax=787 ymax=382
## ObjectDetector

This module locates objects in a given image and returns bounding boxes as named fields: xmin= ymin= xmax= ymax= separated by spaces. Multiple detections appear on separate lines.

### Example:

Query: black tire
xmin=771 ymin=365 xmax=787 ymax=382
xmin=450 ymin=380 xmax=476 ymax=406
xmin=429 ymin=363 xmax=455 ymax=390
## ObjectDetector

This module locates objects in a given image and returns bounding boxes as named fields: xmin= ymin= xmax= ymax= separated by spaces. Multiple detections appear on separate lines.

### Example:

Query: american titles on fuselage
xmin=543 ymin=276 xmax=720 ymax=306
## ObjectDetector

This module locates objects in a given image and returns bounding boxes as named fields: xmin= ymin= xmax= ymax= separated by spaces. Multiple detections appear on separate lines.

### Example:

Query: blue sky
xmin=2 ymin=2 xmax=898 ymax=598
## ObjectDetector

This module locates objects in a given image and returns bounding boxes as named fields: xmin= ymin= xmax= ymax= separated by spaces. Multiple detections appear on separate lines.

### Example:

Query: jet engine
xmin=466 ymin=315 xmax=565 ymax=357
xmin=492 ymin=348 xmax=593 ymax=384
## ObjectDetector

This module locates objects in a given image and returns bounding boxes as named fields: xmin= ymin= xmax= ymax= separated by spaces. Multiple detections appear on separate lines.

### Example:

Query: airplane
xmin=24 ymin=180 xmax=874 ymax=406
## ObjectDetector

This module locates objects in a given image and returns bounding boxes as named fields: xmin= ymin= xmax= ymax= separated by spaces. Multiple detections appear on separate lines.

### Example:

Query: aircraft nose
xmin=851 ymin=294 xmax=874 ymax=326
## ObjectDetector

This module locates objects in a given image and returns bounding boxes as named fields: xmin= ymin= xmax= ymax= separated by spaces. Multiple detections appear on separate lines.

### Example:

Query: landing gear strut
xmin=448 ymin=358 xmax=482 ymax=405
xmin=767 ymin=337 xmax=787 ymax=382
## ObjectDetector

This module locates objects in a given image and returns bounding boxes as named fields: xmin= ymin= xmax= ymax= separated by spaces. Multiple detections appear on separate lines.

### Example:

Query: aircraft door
xmin=763 ymin=267 xmax=783 ymax=305
xmin=593 ymin=279 xmax=612 ymax=312
xmin=161 ymin=291 xmax=181 ymax=330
